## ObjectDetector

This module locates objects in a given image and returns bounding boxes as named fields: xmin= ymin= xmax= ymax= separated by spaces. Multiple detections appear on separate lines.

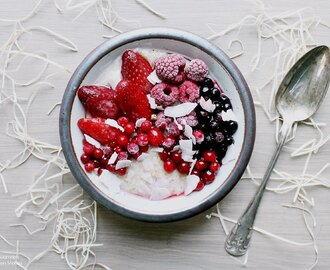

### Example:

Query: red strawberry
xmin=78 ymin=118 xmax=122 ymax=145
xmin=121 ymin=50 xmax=153 ymax=93
xmin=77 ymin=85 xmax=120 ymax=119
xmin=116 ymin=80 xmax=152 ymax=122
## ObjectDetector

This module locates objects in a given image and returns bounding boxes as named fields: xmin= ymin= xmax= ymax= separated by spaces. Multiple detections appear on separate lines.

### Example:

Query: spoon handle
xmin=224 ymin=121 xmax=292 ymax=257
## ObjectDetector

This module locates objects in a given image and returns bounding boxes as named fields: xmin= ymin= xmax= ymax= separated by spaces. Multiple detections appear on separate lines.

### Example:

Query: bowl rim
xmin=59 ymin=27 xmax=256 ymax=222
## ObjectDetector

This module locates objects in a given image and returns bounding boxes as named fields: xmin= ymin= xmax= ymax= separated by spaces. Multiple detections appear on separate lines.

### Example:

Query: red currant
xmin=106 ymin=164 xmax=116 ymax=172
xmin=97 ymin=168 xmax=104 ymax=176
xmin=170 ymin=151 xmax=182 ymax=163
xmin=202 ymin=170 xmax=215 ymax=184
xmin=140 ymin=120 xmax=152 ymax=132
xmin=158 ymin=150 xmax=169 ymax=161
xmin=93 ymin=148 xmax=103 ymax=159
xmin=163 ymin=159 xmax=176 ymax=173
xmin=117 ymin=134 xmax=129 ymax=147
xmin=103 ymin=146 xmax=113 ymax=157
xmin=148 ymin=128 xmax=164 ymax=146
xmin=114 ymin=146 xmax=122 ymax=153
xmin=203 ymin=150 xmax=217 ymax=162
xmin=124 ymin=122 xmax=135 ymax=134
xmin=137 ymin=133 xmax=149 ymax=147
xmin=80 ymin=154 xmax=90 ymax=164
xmin=84 ymin=162 xmax=95 ymax=172
xmin=209 ymin=162 xmax=220 ymax=172
xmin=83 ymin=144 xmax=94 ymax=155
xmin=194 ymin=180 xmax=205 ymax=191
xmin=127 ymin=143 xmax=139 ymax=155
xmin=116 ymin=168 xmax=127 ymax=176
xmin=162 ymin=135 xmax=175 ymax=150
xmin=117 ymin=151 xmax=128 ymax=160
xmin=117 ymin=116 xmax=129 ymax=127
xmin=93 ymin=160 xmax=100 ymax=168
xmin=100 ymin=156 xmax=109 ymax=165
xmin=177 ymin=161 xmax=190 ymax=174
xmin=140 ymin=145 xmax=149 ymax=152
xmin=109 ymin=140 xmax=117 ymax=148
xmin=195 ymin=159 xmax=208 ymax=171
xmin=191 ymin=169 xmax=201 ymax=177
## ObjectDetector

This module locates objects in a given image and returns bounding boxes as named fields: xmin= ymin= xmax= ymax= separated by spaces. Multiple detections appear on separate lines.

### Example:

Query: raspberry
xmin=154 ymin=54 xmax=186 ymax=84
xmin=178 ymin=81 xmax=199 ymax=102
xmin=155 ymin=112 xmax=172 ymax=131
xmin=165 ymin=122 xmax=180 ymax=137
xmin=150 ymin=83 xmax=179 ymax=107
xmin=177 ymin=111 xmax=198 ymax=127
xmin=185 ymin=59 xmax=208 ymax=82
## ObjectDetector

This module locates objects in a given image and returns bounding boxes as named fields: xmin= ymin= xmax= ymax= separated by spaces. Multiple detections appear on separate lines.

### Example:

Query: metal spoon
xmin=225 ymin=45 xmax=330 ymax=257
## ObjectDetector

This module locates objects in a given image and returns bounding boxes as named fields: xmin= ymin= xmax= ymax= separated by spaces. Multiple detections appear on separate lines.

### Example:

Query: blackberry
xmin=226 ymin=120 xmax=238 ymax=135
xmin=220 ymin=95 xmax=232 ymax=111
xmin=213 ymin=101 xmax=223 ymax=112
xmin=200 ymin=86 xmax=210 ymax=97
xmin=202 ymin=77 xmax=214 ymax=88
xmin=225 ymin=137 xmax=234 ymax=145
xmin=209 ymin=120 xmax=219 ymax=130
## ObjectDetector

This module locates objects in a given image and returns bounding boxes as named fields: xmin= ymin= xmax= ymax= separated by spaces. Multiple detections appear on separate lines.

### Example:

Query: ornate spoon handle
xmin=225 ymin=121 xmax=292 ymax=257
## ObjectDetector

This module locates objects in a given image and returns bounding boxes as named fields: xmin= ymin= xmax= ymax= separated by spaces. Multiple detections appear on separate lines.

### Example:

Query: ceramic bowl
xmin=59 ymin=28 xmax=255 ymax=222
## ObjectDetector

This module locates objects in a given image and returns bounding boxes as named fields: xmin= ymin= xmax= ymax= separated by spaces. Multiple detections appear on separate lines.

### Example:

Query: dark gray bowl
xmin=59 ymin=28 xmax=255 ymax=222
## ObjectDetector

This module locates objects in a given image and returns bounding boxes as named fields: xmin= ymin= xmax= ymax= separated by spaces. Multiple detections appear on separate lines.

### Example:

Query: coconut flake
xmin=221 ymin=109 xmax=238 ymax=122
xmin=150 ymin=147 xmax=164 ymax=153
xmin=189 ymin=159 xmax=197 ymax=175
xmin=115 ymin=160 xmax=132 ymax=170
xmin=183 ymin=124 xmax=196 ymax=144
xmin=105 ymin=119 xmax=124 ymax=132
xmin=108 ymin=152 xmax=118 ymax=164
xmin=173 ymin=117 xmax=183 ymax=130
xmin=184 ymin=175 xmax=200 ymax=195
xmin=147 ymin=94 xmax=158 ymax=109
xmin=84 ymin=135 xmax=101 ymax=148
xmin=137 ymin=153 xmax=149 ymax=161
xmin=147 ymin=70 xmax=162 ymax=84
xmin=135 ymin=118 xmax=146 ymax=127
xmin=164 ymin=103 xmax=197 ymax=118
xmin=98 ymin=170 xmax=121 ymax=195
xmin=179 ymin=139 xmax=196 ymax=162
xmin=199 ymin=96 xmax=216 ymax=112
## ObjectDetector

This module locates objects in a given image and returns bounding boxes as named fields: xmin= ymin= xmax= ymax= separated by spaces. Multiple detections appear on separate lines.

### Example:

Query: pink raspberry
xmin=150 ymin=83 xmax=179 ymax=107
xmin=166 ymin=122 xmax=181 ymax=137
xmin=155 ymin=112 xmax=172 ymax=131
xmin=185 ymin=59 xmax=208 ymax=82
xmin=177 ymin=111 xmax=198 ymax=127
xmin=178 ymin=80 xmax=200 ymax=102
xmin=154 ymin=54 xmax=186 ymax=84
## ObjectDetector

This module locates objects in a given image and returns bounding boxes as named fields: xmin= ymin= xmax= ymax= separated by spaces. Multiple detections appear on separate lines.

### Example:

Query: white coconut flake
xmin=183 ymin=124 xmax=196 ymax=144
xmin=147 ymin=70 xmax=162 ymax=85
xmin=108 ymin=152 xmax=118 ymax=164
xmin=199 ymin=96 xmax=216 ymax=113
xmin=221 ymin=109 xmax=238 ymax=122
xmin=179 ymin=139 xmax=196 ymax=162
xmin=173 ymin=117 xmax=183 ymax=130
xmin=164 ymin=102 xmax=197 ymax=118
xmin=184 ymin=175 xmax=200 ymax=195
xmin=189 ymin=159 xmax=197 ymax=175
xmin=84 ymin=134 xmax=101 ymax=148
xmin=172 ymin=145 xmax=180 ymax=152
xmin=137 ymin=153 xmax=149 ymax=161
xmin=147 ymin=94 xmax=158 ymax=109
xmin=150 ymin=147 xmax=164 ymax=153
xmin=115 ymin=160 xmax=132 ymax=170
xmin=135 ymin=118 xmax=146 ymax=127
xmin=105 ymin=119 xmax=124 ymax=132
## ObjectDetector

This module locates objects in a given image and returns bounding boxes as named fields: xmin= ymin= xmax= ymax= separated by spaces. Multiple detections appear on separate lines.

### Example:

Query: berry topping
xmin=127 ymin=142 xmax=139 ymax=155
xmin=83 ymin=144 xmax=94 ymax=155
xmin=154 ymin=54 xmax=186 ymax=84
xmin=195 ymin=159 xmax=208 ymax=171
xmin=84 ymin=162 xmax=95 ymax=172
xmin=209 ymin=162 xmax=220 ymax=172
xmin=117 ymin=116 xmax=129 ymax=127
xmin=100 ymin=156 xmax=109 ymax=165
xmin=165 ymin=122 xmax=181 ymax=137
xmin=162 ymin=135 xmax=176 ymax=150
xmin=202 ymin=170 xmax=215 ymax=184
xmin=194 ymin=180 xmax=205 ymax=191
xmin=124 ymin=122 xmax=135 ymax=135
xmin=177 ymin=111 xmax=198 ymax=127
xmin=78 ymin=118 xmax=122 ymax=145
xmin=121 ymin=50 xmax=153 ymax=93
xmin=155 ymin=112 xmax=172 ymax=131
xmin=159 ymin=150 xmax=170 ymax=161
xmin=117 ymin=151 xmax=129 ymax=160
xmin=117 ymin=134 xmax=129 ymax=147
xmin=150 ymin=83 xmax=179 ymax=107
xmin=163 ymin=159 xmax=176 ymax=173
xmin=93 ymin=148 xmax=104 ymax=159
xmin=178 ymin=81 xmax=200 ymax=103
xmin=137 ymin=133 xmax=149 ymax=147
xmin=140 ymin=120 xmax=152 ymax=132
xmin=201 ymin=77 xmax=214 ymax=88
xmin=185 ymin=59 xmax=208 ymax=82
xmin=203 ymin=150 xmax=217 ymax=162
xmin=177 ymin=161 xmax=190 ymax=175
xmin=148 ymin=128 xmax=164 ymax=146
xmin=170 ymin=151 xmax=182 ymax=164
xmin=116 ymin=168 xmax=127 ymax=176
xmin=80 ymin=154 xmax=90 ymax=164
xmin=116 ymin=80 xmax=152 ymax=122
xmin=193 ymin=130 xmax=204 ymax=144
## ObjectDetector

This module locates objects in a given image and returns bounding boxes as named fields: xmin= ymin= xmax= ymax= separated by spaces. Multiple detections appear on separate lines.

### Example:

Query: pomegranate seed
xmin=203 ymin=150 xmax=217 ymax=162
xmin=117 ymin=135 xmax=129 ymax=147
xmin=117 ymin=151 xmax=128 ymax=160
xmin=202 ymin=170 xmax=215 ymax=184
xmin=93 ymin=160 xmax=100 ymax=168
xmin=193 ymin=130 xmax=204 ymax=144
xmin=140 ymin=120 xmax=152 ymax=132
xmin=84 ymin=162 xmax=95 ymax=172
xmin=114 ymin=146 xmax=122 ymax=153
xmin=127 ymin=143 xmax=139 ymax=155
xmin=158 ymin=150 xmax=169 ymax=161
xmin=116 ymin=168 xmax=127 ymax=176
xmin=83 ymin=144 xmax=94 ymax=155
xmin=162 ymin=135 xmax=176 ymax=150
xmin=166 ymin=122 xmax=180 ymax=137
xmin=97 ymin=168 xmax=103 ymax=176
xmin=124 ymin=122 xmax=135 ymax=134
xmin=194 ymin=180 xmax=205 ymax=191
xmin=177 ymin=161 xmax=190 ymax=174
xmin=131 ymin=151 xmax=142 ymax=160
xmin=148 ymin=128 xmax=164 ymax=146
xmin=137 ymin=133 xmax=149 ymax=147
xmin=93 ymin=148 xmax=103 ymax=159
xmin=170 ymin=151 xmax=182 ymax=163
xmin=209 ymin=162 xmax=220 ymax=172
xmin=163 ymin=159 xmax=176 ymax=173
xmin=191 ymin=169 xmax=201 ymax=177
xmin=195 ymin=159 xmax=208 ymax=171
xmin=100 ymin=156 xmax=109 ymax=165
xmin=140 ymin=145 xmax=149 ymax=152
xmin=117 ymin=116 xmax=129 ymax=127
xmin=80 ymin=154 xmax=90 ymax=164
xmin=106 ymin=164 xmax=116 ymax=172
xmin=109 ymin=140 xmax=117 ymax=148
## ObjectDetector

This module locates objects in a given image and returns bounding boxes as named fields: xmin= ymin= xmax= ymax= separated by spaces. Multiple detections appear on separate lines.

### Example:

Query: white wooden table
xmin=0 ymin=0 xmax=330 ymax=269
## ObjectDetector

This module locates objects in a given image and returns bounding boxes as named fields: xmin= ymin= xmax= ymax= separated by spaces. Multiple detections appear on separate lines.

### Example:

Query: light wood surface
xmin=0 ymin=0 xmax=330 ymax=269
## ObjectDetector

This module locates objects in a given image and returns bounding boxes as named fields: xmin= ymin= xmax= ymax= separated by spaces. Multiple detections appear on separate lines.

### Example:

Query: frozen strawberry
xmin=116 ymin=80 xmax=152 ymax=122
xmin=121 ymin=50 xmax=153 ymax=93
xmin=78 ymin=118 xmax=122 ymax=145
xmin=78 ymin=85 xmax=120 ymax=119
